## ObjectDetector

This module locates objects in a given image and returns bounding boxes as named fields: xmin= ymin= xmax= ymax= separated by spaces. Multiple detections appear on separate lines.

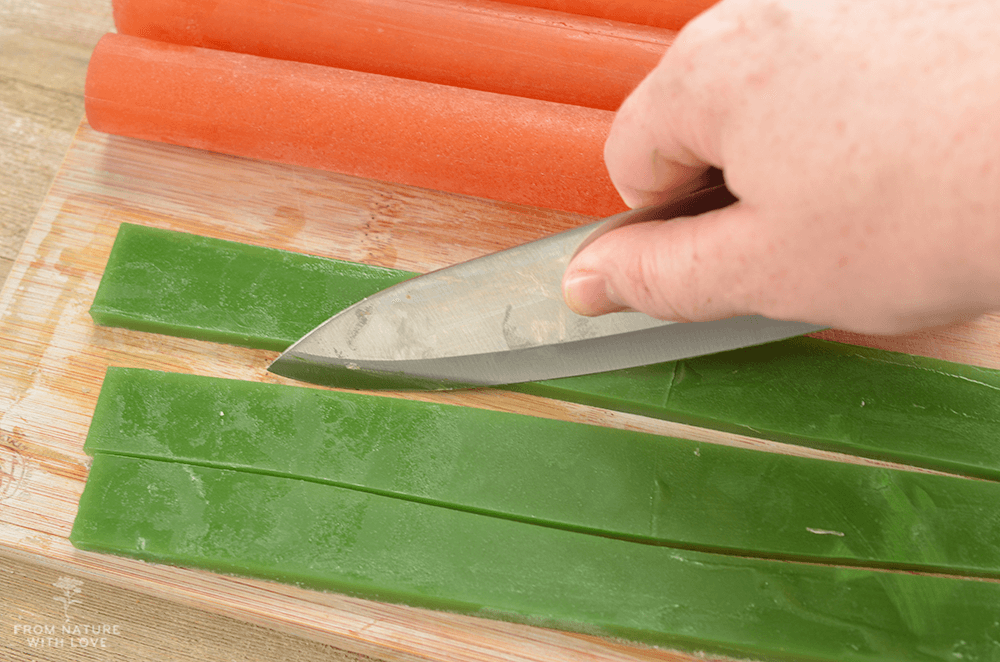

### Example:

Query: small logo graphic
xmin=12 ymin=576 xmax=122 ymax=649
xmin=53 ymin=577 xmax=84 ymax=623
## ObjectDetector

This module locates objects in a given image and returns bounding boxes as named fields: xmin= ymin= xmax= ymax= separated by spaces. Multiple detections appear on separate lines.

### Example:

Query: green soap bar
xmin=92 ymin=223 xmax=1000 ymax=479
xmin=516 ymin=337 xmax=1000 ymax=481
xmin=89 ymin=223 xmax=416 ymax=351
xmin=84 ymin=366 xmax=1000 ymax=577
xmin=71 ymin=453 xmax=1000 ymax=662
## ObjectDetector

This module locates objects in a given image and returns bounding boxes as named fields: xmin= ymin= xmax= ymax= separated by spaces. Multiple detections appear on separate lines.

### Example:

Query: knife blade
xmin=268 ymin=185 xmax=823 ymax=390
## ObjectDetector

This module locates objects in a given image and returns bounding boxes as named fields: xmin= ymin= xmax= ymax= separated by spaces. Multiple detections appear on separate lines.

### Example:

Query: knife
xmin=268 ymin=185 xmax=823 ymax=390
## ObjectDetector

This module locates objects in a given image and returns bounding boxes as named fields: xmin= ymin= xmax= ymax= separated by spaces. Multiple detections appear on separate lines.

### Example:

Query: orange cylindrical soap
xmin=85 ymin=34 xmax=627 ymax=217
xmin=112 ymin=0 xmax=672 ymax=111
xmin=496 ymin=0 xmax=719 ymax=31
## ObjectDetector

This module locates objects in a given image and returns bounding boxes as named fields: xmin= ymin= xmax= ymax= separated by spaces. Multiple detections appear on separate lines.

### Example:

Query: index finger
xmin=603 ymin=13 xmax=730 ymax=207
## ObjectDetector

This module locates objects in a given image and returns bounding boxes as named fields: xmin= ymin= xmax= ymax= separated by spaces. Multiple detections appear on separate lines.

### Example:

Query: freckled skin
xmin=564 ymin=0 xmax=1000 ymax=335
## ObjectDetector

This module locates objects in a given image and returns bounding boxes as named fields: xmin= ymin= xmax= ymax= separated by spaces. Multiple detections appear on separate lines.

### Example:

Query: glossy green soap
xmin=84 ymin=367 xmax=1000 ymax=576
xmin=89 ymin=223 xmax=415 ymax=350
xmin=92 ymin=223 xmax=1000 ymax=478
xmin=517 ymin=338 xmax=1000 ymax=480
xmin=70 ymin=453 xmax=1000 ymax=662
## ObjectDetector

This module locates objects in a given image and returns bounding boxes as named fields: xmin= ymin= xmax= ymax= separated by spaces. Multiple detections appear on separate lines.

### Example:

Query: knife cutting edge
xmin=267 ymin=185 xmax=824 ymax=390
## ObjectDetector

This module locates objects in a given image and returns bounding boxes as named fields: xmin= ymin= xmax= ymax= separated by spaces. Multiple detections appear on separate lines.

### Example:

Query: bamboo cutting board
xmin=4 ymin=120 xmax=1000 ymax=662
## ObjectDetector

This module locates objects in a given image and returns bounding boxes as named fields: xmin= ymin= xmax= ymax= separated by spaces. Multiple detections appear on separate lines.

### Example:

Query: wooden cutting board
xmin=3 ymin=120 xmax=1000 ymax=662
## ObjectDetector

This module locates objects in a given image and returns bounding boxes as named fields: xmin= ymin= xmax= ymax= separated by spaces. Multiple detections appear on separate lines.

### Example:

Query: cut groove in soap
xmin=71 ymin=452 xmax=1000 ymax=662
xmin=83 ymin=366 xmax=1000 ymax=577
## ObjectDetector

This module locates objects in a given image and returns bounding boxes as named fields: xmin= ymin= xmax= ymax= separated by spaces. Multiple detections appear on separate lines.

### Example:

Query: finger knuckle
xmin=620 ymin=235 xmax=700 ymax=321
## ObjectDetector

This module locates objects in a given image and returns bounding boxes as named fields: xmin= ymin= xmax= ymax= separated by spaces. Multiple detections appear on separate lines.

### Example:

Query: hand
xmin=563 ymin=0 xmax=1000 ymax=335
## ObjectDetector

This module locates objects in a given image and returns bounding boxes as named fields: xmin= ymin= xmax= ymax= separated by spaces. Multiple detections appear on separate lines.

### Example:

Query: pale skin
xmin=562 ymin=0 xmax=1000 ymax=335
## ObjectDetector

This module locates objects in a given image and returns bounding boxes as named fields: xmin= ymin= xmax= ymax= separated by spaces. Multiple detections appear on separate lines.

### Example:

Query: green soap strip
xmin=71 ymin=453 xmax=1000 ymax=662
xmin=89 ymin=223 xmax=415 ymax=351
xmin=84 ymin=366 xmax=1000 ymax=577
xmin=514 ymin=337 xmax=1000 ymax=481
xmin=91 ymin=223 xmax=1000 ymax=480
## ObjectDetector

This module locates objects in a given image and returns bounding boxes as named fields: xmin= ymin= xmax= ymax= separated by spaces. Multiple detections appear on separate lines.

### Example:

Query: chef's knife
xmin=268 ymin=185 xmax=823 ymax=390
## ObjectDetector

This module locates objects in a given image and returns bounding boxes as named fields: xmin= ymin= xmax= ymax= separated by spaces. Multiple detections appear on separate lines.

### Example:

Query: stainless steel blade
xmin=268 ymin=186 xmax=823 ymax=389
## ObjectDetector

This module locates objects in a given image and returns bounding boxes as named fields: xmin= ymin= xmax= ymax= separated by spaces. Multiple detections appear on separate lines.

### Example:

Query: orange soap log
xmin=85 ymin=34 xmax=627 ymax=217
xmin=497 ymin=0 xmax=718 ymax=31
xmin=112 ymin=0 xmax=673 ymax=112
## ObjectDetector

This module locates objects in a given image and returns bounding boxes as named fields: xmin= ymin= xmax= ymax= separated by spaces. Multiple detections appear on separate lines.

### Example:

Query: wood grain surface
xmin=0 ymin=0 xmax=109 ymax=284
xmin=1 ymin=548 xmax=371 ymax=662
xmin=0 ymin=121 xmax=715 ymax=662
xmin=5 ymin=2 xmax=1000 ymax=662
xmin=1 ymin=0 xmax=367 ymax=659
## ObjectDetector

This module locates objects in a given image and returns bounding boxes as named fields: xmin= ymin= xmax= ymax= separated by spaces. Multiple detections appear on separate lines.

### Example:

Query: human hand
xmin=563 ymin=0 xmax=1000 ymax=335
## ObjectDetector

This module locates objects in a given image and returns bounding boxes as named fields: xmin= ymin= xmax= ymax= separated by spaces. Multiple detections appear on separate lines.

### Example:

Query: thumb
xmin=562 ymin=202 xmax=763 ymax=322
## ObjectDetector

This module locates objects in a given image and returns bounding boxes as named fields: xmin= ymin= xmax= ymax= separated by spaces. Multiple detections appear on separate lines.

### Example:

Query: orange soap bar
xmin=85 ymin=34 xmax=627 ymax=217
xmin=113 ymin=0 xmax=672 ymax=111
xmin=498 ymin=0 xmax=719 ymax=31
